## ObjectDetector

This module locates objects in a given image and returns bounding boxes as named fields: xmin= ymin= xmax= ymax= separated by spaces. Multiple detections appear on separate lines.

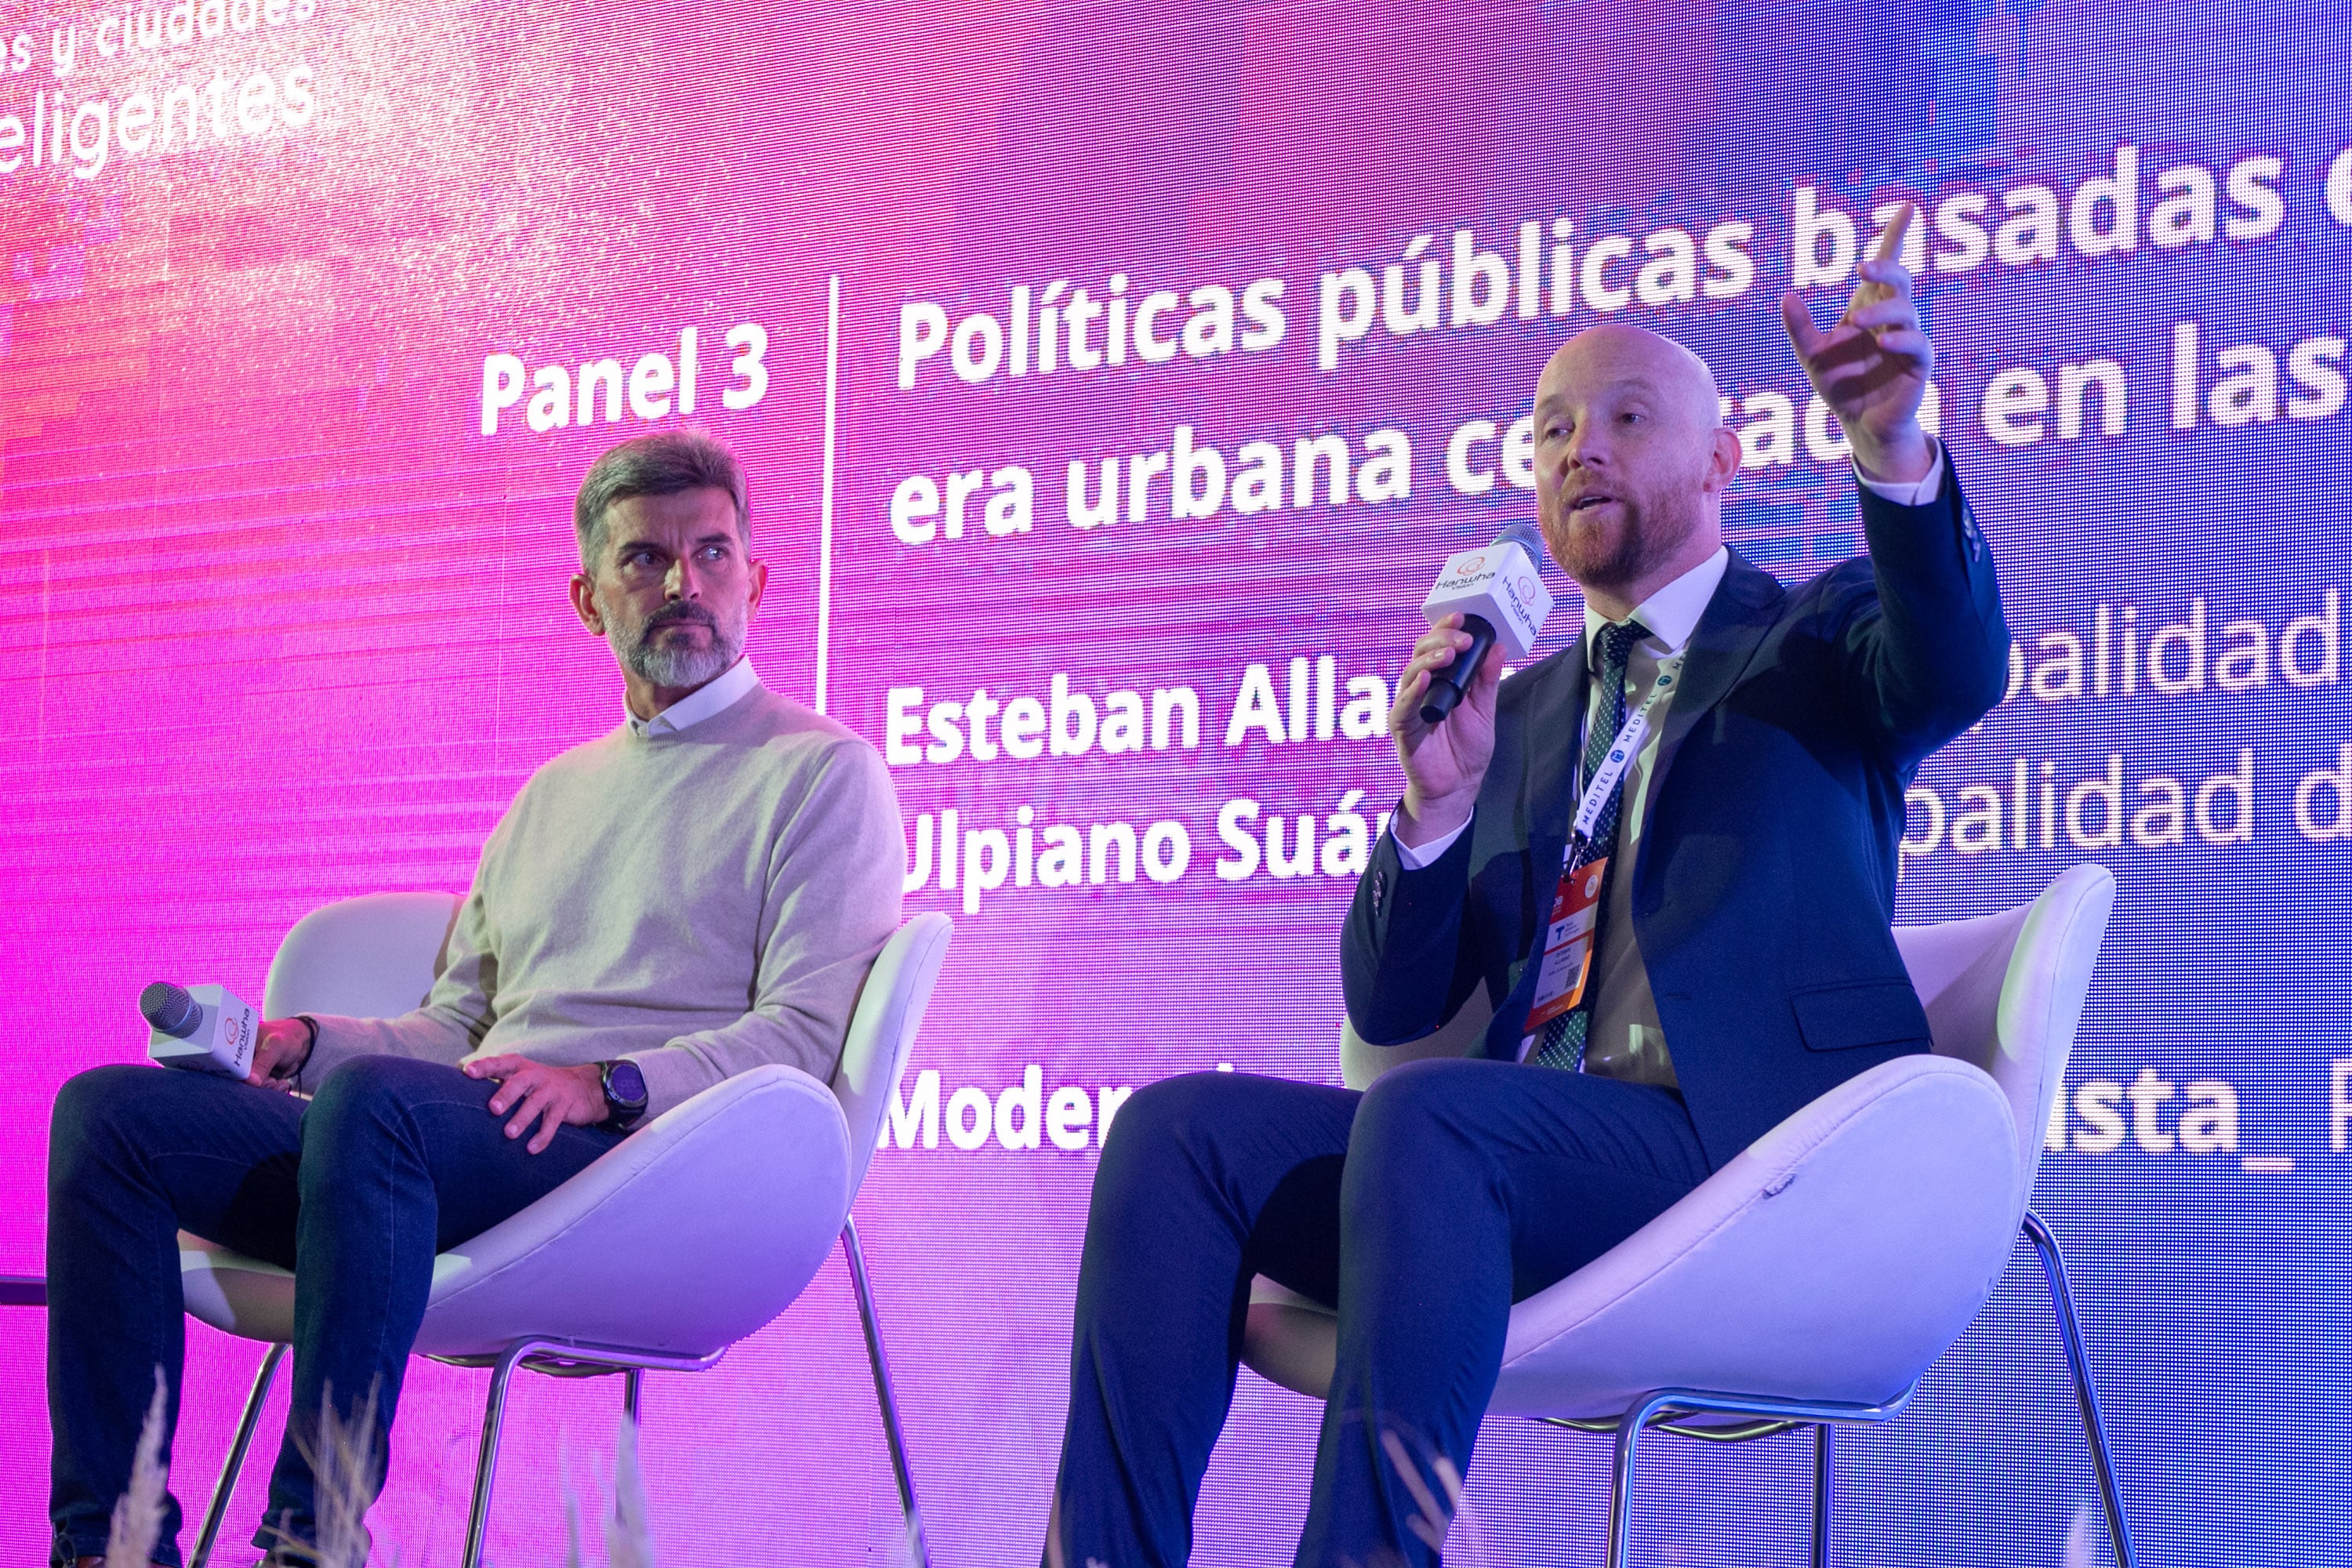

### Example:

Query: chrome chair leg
xmin=2022 ymin=1211 xmax=2140 ymax=1568
xmin=460 ymin=1339 xmax=542 ymax=1568
xmin=189 ymin=1341 xmax=288 ymax=1568
xmin=1586 ymin=1389 xmax=1907 ymax=1568
xmin=1810 ymin=1423 xmax=1833 ymax=1568
xmin=623 ymin=1367 xmax=644 ymax=1421
xmin=841 ymin=1218 xmax=931 ymax=1568
xmin=1604 ymin=1391 xmax=1674 ymax=1568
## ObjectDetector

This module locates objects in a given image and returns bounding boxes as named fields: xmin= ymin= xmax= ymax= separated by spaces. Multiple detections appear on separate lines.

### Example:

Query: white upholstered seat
xmin=179 ymin=892 xmax=950 ymax=1568
xmin=1242 ymin=864 xmax=2136 ymax=1568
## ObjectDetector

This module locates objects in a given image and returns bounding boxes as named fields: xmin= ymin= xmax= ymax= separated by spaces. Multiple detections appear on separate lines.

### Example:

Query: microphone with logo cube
xmin=1418 ymin=522 xmax=1556 ymax=724
xmin=139 ymin=981 xmax=260 ymax=1078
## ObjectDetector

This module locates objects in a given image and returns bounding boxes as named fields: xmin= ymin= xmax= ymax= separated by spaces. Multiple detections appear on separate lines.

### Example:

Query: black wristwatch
xmin=597 ymin=1059 xmax=649 ymax=1131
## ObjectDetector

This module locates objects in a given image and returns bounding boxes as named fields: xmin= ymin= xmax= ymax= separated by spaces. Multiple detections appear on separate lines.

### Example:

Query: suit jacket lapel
xmin=1484 ymin=641 xmax=1590 ymax=1058
xmin=1533 ymin=553 xmax=1783 ymax=840
xmin=1524 ymin=633 xmax=1592 ymax=852
xmin=1653 ymin=550 xmax=1784 ymax=789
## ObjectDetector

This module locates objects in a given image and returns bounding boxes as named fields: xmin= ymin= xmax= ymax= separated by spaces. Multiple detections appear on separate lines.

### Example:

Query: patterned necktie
xmin=1534 ymin=617 xmax=1651 ymax=1072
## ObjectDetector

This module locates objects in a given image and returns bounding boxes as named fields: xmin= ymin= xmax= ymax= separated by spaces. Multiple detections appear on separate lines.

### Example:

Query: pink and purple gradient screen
xmin=2 ymin=0 xmax=2347 ymax=1562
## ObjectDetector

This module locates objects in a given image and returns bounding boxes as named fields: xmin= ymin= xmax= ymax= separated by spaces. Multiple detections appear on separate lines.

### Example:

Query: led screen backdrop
xmin=1 ymin=0 xmax=2345 ymax=1562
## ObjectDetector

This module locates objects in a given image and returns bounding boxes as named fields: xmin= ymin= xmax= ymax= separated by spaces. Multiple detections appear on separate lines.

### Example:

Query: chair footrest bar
xmin=428 ymin=1343 xmax=728 ymax=1375
xmin=1536 ymin=1413 xmax=1808 ymax=1443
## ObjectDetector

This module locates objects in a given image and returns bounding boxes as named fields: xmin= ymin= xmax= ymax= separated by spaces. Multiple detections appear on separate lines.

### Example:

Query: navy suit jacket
xmin=1341 ymin=452 xmax=2009 ymax=1171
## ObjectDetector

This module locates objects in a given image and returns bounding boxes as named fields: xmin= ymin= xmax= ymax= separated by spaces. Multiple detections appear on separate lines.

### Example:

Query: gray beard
xmin=619 ymin=620 xmax=741 ymax=689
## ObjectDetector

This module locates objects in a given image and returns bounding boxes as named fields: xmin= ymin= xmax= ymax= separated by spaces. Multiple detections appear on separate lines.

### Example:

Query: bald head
xmin=1538 ymin=321 xmax=1723 ymax=428
xmin=1530 ymin=322 xmax=1740 ymax=619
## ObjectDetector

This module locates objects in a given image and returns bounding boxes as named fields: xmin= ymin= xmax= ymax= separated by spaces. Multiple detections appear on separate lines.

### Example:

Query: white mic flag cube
xmin=143 ymin=982 xmax=259 ymax=1078
xmin=1421 ymin=538 xmax=1555 ymax=661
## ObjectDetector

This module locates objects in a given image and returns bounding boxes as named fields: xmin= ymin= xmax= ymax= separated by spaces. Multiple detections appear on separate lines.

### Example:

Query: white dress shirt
xmin=1392 ymin=457 xmax=1944 ymax=1086
xmin=625 ymin=655 xmax=764 ymax=738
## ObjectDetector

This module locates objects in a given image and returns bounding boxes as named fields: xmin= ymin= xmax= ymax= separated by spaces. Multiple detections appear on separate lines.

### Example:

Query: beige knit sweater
xmin=297 ymin=685 xmax=905 ymax=1120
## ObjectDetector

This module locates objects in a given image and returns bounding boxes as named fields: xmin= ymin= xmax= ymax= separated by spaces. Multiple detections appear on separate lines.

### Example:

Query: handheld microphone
xmin=1418 ymin=522 xmax=1555 ymax=723
xmin=140 ymin=982 xmax=259 ymax=1078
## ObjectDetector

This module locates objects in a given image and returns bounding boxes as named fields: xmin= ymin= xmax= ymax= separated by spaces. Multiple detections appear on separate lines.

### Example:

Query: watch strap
xmin=290 ymin=1014 xmax=321 ymax=1078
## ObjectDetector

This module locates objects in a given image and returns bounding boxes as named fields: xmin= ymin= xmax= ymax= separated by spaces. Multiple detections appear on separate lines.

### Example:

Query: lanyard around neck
xmin=1570 ymin=658 xmax=1684 ymax=846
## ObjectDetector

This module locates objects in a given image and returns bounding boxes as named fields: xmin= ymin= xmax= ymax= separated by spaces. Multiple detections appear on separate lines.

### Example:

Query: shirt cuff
xmin=621 ymin=1043 xmax=719 ymax=1125
xmin=1853 ymin=439 xmax=1943 ymax=506
xmin=1392 ymin=816 xmax=1470 ymax=869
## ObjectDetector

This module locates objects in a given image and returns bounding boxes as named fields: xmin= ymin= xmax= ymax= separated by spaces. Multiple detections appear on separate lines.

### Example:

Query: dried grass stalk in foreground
xmin=1336 ymin=1421 xmax=1476 ymax=1568
xmin=103 ymin=1367 xmax=170 ymax=1568
xmin=562 ymin=1467 xmax=586 ymax=1568
xmin=605 ymin=1414 xmax=654 ymax=1568
xmin=880 ymin=1510 xmax=924 ymax=1568
xmin=1379 ymin=1425 xmax=1464 ymax=1557
xmin=267 ymin=1379 xmax=381 ymax=1568
xmin=561 ymin=1412 xmax=656 ymax=1568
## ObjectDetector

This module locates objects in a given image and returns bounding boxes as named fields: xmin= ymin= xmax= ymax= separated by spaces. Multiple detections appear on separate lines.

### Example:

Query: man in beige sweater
xmin=45 ymin=430 xmax=903 ymax=1567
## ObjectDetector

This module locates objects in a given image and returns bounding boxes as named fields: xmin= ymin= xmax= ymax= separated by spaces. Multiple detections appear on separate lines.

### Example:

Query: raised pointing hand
xmin=1780 ymin=201 xmax=1936 ymax=484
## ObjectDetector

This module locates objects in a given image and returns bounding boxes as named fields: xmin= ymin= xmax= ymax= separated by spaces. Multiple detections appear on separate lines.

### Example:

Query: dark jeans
xmin=47 ymin=1055 xmax=622 ymax=1565
xmin=1052 ymin=1059 xmax=1711 ymax=1568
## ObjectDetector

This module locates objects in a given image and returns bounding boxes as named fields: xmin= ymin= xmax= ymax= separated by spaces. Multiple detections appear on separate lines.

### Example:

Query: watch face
xmin=607 ymin=1059 xmax=648 ymax=1106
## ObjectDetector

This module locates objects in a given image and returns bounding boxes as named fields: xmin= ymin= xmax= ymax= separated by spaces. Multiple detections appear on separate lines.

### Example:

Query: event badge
xmin=1526 ymin=855 xmax=1610 ymax=1029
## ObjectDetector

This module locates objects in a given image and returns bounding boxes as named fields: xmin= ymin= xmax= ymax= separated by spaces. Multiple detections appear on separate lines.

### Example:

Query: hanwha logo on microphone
xmin=1457 ymin=554 xmax=1486 ymax=574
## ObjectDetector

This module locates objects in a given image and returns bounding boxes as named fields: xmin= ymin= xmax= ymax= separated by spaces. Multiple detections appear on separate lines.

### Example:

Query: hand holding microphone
xmin=242 ymin=1018 xmax=316 ymax=1087
xmin=139 ymin=981 xmax=314 ymax=1088
xmin=1389 ymin=524 xmax=1556 ymax=847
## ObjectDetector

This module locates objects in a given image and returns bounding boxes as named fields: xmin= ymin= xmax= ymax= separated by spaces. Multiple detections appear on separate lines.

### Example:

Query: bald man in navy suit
xmin=1049 ymin=207 xmax=2006 ymax=1568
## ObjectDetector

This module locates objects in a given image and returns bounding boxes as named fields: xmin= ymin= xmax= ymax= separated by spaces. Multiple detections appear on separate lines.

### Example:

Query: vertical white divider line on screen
xmin=816 ymin=273 xmax=843 ymax=715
